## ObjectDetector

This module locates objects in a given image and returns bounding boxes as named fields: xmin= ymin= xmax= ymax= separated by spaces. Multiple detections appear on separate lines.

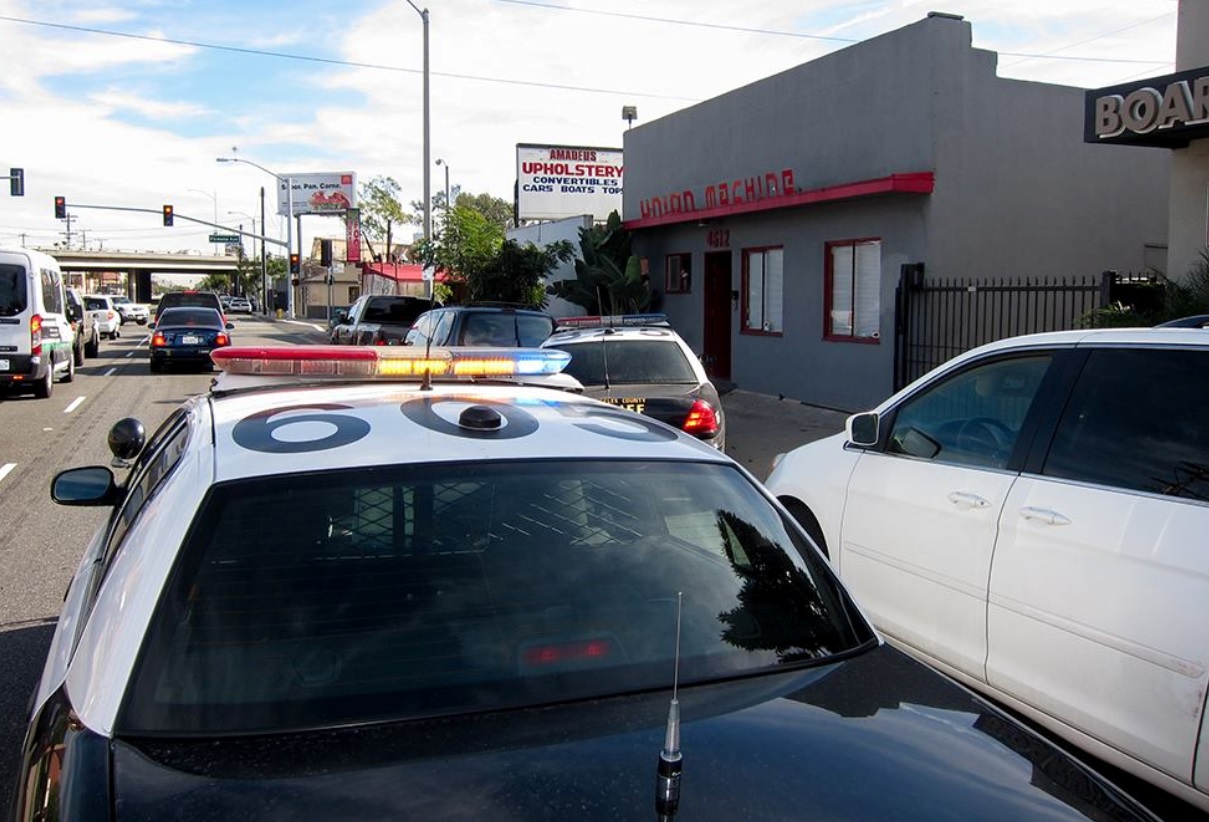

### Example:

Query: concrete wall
xmin=1169 ymin=0 xmax=1209 ymax=282
xmin=507 ymin=215 xmax=591 ymax=318
xmin=927 ymin=46 xmax=1168 ymax=280
xmin=623 ymin=13 xmax=1169 ymax=410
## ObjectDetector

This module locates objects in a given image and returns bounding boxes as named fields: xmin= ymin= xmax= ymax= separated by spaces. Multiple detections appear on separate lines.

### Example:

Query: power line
xmin=497 ymin=0 xmax=1172 ymax=67
xmin=999 ymin=11 xmax=1175 ymax=68
xmin=0 ymin=13 xmax=697 ymax=102
xmin=497 ymin=0 xmax=857 ymax=44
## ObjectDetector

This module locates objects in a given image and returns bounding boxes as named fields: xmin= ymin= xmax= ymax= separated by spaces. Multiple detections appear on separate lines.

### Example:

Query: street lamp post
xmin=216 ymin=157 xmax=295 ymax=318
xmin=188 ymin=188 xmax=219 ymax=254
xmin=228 ymin=210 xmax=259 ymax=299
xmin=406 ymin=0 xmax=432 ymax=299
xmin=435 ymin=159 xmax=451 ymax=244
xmin=435 ymin=158 xmax=450 ymax=216
xmin=227 ymin=211 xmax=258 ymax=258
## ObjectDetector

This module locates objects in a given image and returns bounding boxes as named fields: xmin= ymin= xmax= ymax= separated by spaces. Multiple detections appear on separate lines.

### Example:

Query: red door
xmin=703 ymin=251 xmax=732 ymax=380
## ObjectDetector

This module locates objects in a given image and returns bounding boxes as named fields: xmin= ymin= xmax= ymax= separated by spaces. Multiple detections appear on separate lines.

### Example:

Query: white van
xmin=0 ymin=247 xmax=75 ymax=398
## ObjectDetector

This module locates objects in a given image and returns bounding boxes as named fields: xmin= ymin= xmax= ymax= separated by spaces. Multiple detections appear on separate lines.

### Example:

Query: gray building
xmin=622 ymin=13 xmax=1169 ymax=411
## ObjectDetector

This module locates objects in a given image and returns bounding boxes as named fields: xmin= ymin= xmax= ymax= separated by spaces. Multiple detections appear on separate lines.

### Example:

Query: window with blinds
xmin=665 ymin=253 xmax=692 ymax=294
xmin=742 ymin=247 xmax=783 ymax=335
xmin=826 ymin=239 xmax=881 ymax=341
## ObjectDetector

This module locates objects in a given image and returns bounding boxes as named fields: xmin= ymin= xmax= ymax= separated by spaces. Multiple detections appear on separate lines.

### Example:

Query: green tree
xmin=547 ymin=210 xmax=650 ymax=314
xmin=414 ymin=201 xmax=572 ymax=307
xmin=359 ymin=176 xmax=413 ymax=262
xmin=474 ymin=239 xmax=574 ymax=306
xmin=412 ymin=190 xmax=512 ymax=232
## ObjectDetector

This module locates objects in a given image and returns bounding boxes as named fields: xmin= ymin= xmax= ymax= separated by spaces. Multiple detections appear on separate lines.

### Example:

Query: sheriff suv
xmin=542 ymin=314 xmax=725 ymax=449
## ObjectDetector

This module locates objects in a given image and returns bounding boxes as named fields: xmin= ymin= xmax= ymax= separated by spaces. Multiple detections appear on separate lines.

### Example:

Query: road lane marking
xmin=64 ymin=397 xmax=85 ymax=414
xmin=0 ymin=463 xmax=14 ymax=483
xmin=103 ymin=367 xmax=116 ymax=377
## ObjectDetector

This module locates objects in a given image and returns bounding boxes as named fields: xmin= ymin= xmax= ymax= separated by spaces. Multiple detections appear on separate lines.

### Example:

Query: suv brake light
xmin=682 ymin=399 xmax=719 ymax=438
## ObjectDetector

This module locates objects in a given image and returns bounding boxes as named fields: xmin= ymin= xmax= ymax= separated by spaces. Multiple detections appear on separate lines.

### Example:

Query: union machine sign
xmin=277 ymin=172 xmax=358 ymax=216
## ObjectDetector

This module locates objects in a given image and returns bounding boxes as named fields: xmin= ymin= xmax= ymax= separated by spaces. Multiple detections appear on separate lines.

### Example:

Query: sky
xmin=0 ymin=0 xmax=1180 ymax=259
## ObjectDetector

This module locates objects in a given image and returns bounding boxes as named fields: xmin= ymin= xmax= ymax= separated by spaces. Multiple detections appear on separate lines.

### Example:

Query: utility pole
xmin=61 ymin=212 xmax=76 ymax=249
xmin=260 ymin=186 xmax=268 ymax=315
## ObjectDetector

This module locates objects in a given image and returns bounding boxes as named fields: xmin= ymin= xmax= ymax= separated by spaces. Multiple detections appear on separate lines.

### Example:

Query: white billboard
xmin=516 ymin=144 xmax=622 ymax=222
xmin=276 ymin=172 xmax=357 ymax=216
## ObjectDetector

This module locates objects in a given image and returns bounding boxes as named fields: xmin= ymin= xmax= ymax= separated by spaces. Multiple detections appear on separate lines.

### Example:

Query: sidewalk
xmin=720 ymin=390 xmax=851 ymax=481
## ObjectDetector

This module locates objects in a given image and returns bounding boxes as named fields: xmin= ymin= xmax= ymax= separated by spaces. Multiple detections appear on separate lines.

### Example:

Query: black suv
xmin=154 ymin=291 xmax=225 ymax=324
xmin=403 ymin=304 xmax=556 ymax=348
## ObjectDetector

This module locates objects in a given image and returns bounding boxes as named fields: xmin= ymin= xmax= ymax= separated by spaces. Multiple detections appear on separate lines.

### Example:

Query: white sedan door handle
xmin=948 ymin=491 xmax=992 ymax=510
xmin=1018 ymin=506 xmax=1072 ymax=526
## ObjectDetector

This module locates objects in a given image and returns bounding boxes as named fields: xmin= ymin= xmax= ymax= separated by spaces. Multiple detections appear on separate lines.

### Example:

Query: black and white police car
xmin=16 ymin=345 xmax=1159 ymax=821
xmin=542 ymin=314 xmax=726 ymax=450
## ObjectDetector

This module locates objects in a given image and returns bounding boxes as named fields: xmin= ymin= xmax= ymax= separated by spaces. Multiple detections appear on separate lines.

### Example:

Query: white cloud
xmin=89 ymin=89 xmax=211 ymax=119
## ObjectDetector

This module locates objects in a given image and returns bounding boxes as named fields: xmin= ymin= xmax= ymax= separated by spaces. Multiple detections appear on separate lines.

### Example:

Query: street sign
xmin=208 ymin=233 xmax=240 ymax=243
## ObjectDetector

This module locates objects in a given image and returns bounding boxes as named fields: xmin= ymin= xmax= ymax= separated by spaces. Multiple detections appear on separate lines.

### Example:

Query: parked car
xmin=764 ymin=327 xmax=1209 ymax=812
xmin=83 ymin=294 xmax=121 ymax=339
xmin=111 ymin=295 xmax=150 ymax=325
xmin=15 ymin=344 xmax=1157 ymax=821
xmin=330 ymin=295 xmax=436 ymax=345
xmin=0 ymin=246 xmax=75 ymax=397
xmin=154 ymin=290 xmax=225 ymax=324
xmin=65 ymin=287 xmax=100 ymax=364
xmin=542 ymin=313 xmax=725 ymax=449
xmin=404 ymin=304 xmax=555 ymax=348
xmin=148 ymin=306 xmax=233 ymax=372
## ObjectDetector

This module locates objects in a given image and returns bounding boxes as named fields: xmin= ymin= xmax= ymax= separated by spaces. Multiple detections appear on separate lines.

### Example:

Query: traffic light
xmin=289 ymin=253 xmax=301 ymax=275
xmin=319 ymin=239 xmax=333 ymax=267
xmin=9 ymin=168 xmax=23 ymax=197
xmin=54 ymin=196 xmax=66 ymax=219
xmin=162 ymin=204 xmax=174 ymax=227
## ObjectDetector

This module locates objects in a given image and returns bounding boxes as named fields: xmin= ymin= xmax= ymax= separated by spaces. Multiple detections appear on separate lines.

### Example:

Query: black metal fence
xmin=893 ymin=267 xmax=1154 ymax=391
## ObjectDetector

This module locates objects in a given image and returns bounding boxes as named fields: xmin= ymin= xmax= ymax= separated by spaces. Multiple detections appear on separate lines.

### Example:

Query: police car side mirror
xmin=66 ymin=305 xmax=81 ymax=323
xmin=51 ymin=466 xmax=120 ymax=506
xmin=226 ymin=321 xmax=235 ymax=330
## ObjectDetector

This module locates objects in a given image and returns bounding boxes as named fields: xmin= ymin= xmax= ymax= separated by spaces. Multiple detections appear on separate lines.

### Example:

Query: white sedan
xmin=111 ymin=295 xmax=150 ymax=324
xmin=765 ymin=327 xmax=1209 ymax=813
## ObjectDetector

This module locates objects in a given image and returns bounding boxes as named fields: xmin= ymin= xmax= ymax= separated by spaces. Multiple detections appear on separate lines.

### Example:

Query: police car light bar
xmin=211 ymin=346 xmax=571 ymax=379
xmin=556 ymin=313 xmax=669 ymax=329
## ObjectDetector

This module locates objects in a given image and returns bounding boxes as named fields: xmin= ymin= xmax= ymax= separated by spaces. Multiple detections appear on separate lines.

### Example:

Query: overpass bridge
xmin=44 ymin=250 xmax=240 ymax=302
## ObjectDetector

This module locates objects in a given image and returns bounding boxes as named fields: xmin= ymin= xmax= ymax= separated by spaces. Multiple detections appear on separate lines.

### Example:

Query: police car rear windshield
xmin=157 ymin=307 xmax=224 ymax=327
xmin=546 ymin=339 xmax=698 ymax=386
xmin=120 ymin=459 xmax=870 ymax=735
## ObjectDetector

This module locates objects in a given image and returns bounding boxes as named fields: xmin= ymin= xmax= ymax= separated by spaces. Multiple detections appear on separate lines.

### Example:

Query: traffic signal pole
xmin=48 ymin=201 xmax=286 ymax=249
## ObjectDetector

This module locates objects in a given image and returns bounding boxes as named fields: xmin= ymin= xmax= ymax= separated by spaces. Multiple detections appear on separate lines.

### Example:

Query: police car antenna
xmin=656 ymin=591 xmax=684 ymax=818
xmin=421 ymin=328 xmax=434 ymax=391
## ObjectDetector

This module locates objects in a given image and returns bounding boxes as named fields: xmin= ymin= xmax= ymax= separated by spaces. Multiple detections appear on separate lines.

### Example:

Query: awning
xmin=360 ymin=262 xmax=448 ymax=283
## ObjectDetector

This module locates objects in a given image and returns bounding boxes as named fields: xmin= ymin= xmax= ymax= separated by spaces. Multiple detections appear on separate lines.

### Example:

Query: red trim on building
xmin=359 ymin=262 xmax=447 ymax=283
xmin=623 ymin=172 xmax=935 ymax=230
